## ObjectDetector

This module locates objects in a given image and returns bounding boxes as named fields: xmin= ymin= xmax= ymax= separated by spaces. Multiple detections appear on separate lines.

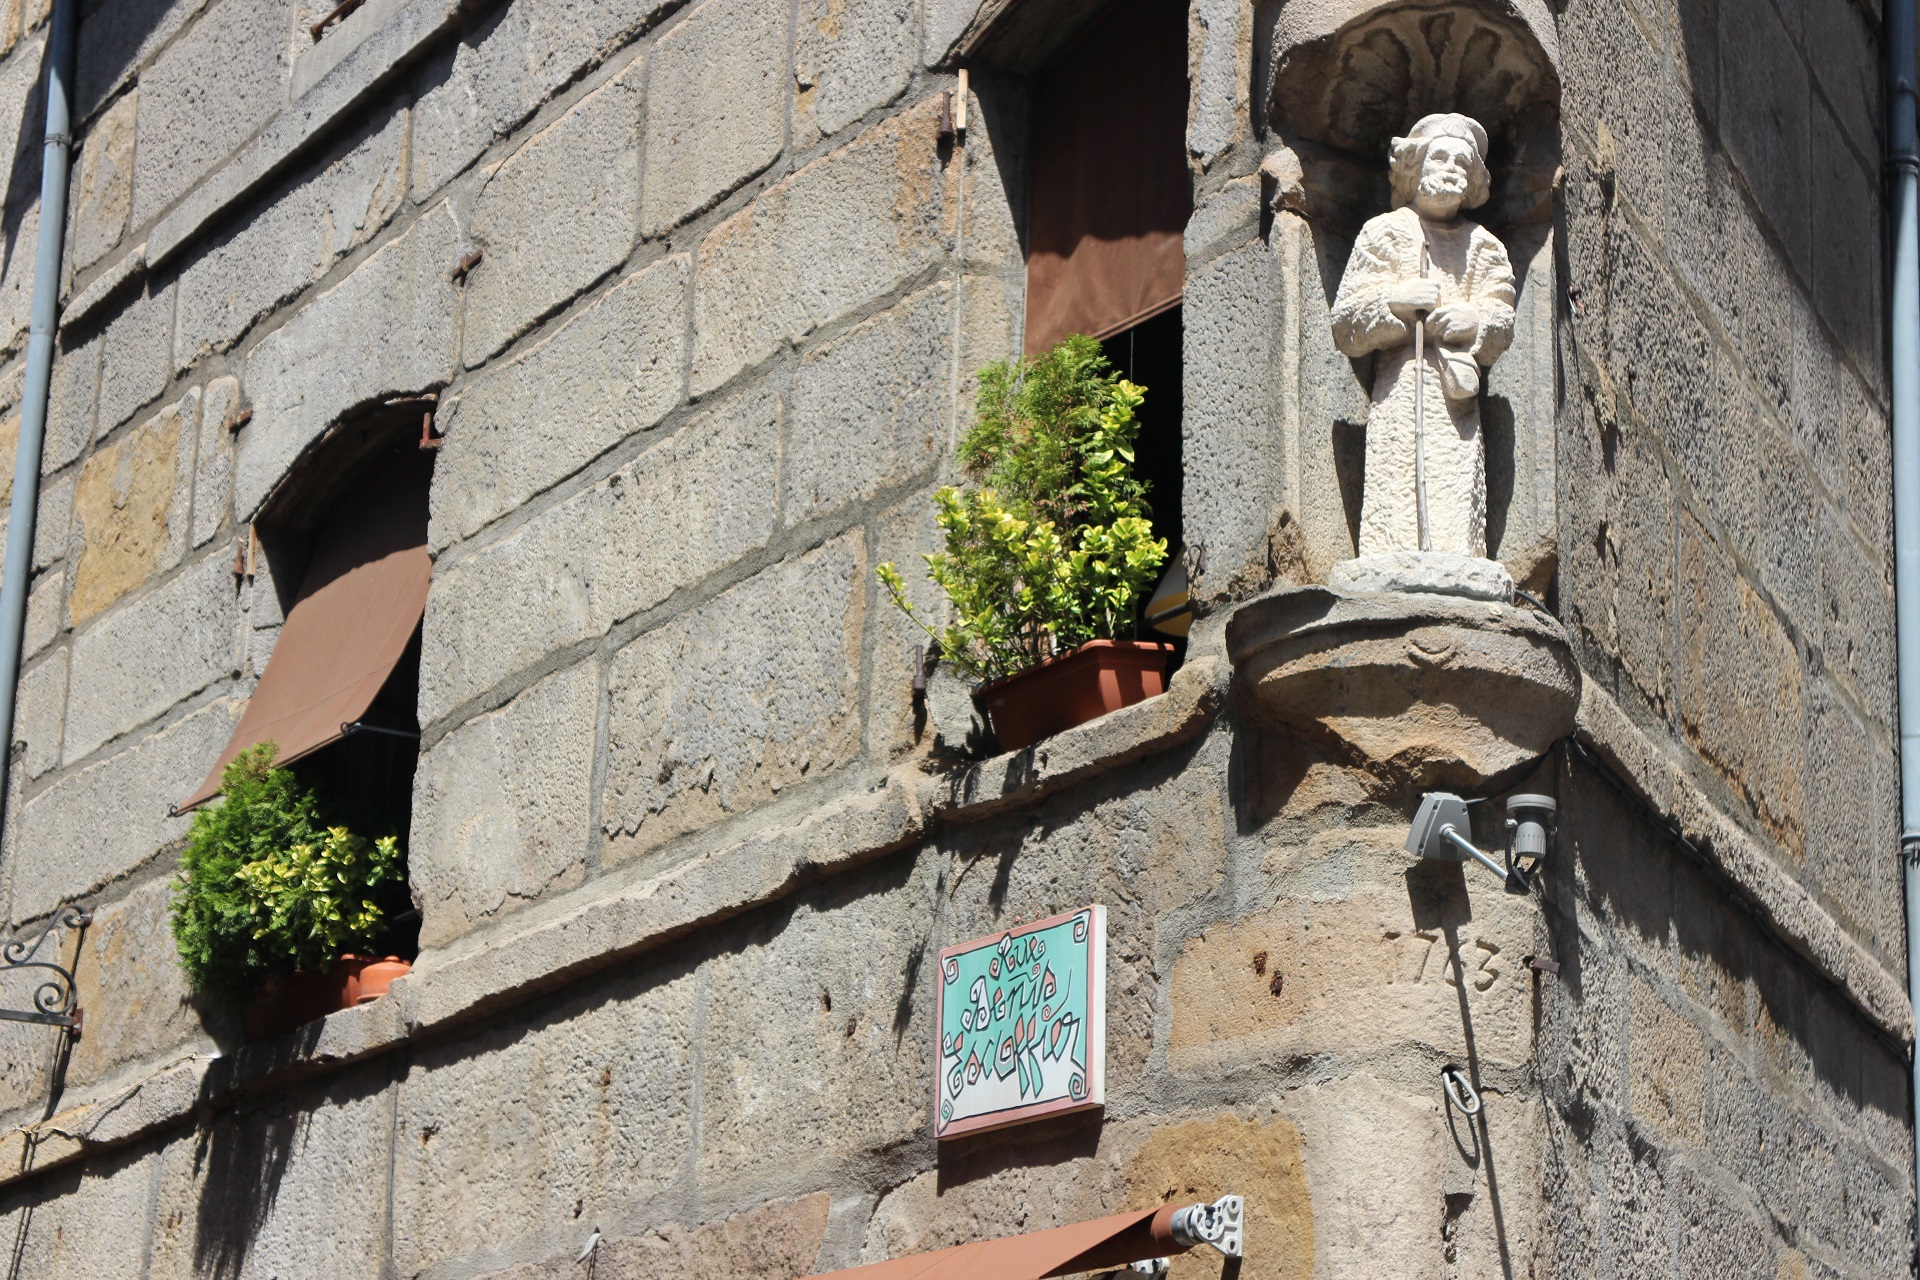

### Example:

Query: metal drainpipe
xmin=0 ymin=0 xmax=75 ymax=835
xmin=1889 ymin=0 xmax=1920 ymax=1243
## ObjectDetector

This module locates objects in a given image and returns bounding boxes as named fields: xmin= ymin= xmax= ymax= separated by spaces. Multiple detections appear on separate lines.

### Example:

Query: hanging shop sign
xmin=935 ymin=905 xmax=1105 ymax=1139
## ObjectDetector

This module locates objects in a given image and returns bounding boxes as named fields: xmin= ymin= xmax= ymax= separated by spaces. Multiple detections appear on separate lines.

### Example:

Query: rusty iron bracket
xmin=225 ymin=406 xmax=252 ymax=433
xmin=309 ymin=0 xmax=368 ymax=39
xmin=0 ymin=904 xmax=90 ymax=1037
xmin=1524 ymin=954 xmax=1561 ymax=976
xmin=450 ymin=249 xmax=483 ymax=283
xmin=418 ymin=410 xmax=442 ymax=450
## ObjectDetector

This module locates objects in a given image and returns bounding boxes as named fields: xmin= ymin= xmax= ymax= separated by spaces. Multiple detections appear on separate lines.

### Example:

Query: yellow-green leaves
xmin=876 ymin=336 xmax=1167 ymax=681
xmin=229 ymin=826 xmax=402 ymax=969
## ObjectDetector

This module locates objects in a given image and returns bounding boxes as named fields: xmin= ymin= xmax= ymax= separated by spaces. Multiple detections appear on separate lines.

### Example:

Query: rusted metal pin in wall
xmin=939 ymin=70 xmax=969 ymax=147
xmin=308 ymin=0 xmax=367 ymax=39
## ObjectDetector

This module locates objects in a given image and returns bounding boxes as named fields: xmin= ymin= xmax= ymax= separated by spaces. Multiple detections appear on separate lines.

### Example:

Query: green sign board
xmin=935 ymin=905 xmax=1105 ymax=1139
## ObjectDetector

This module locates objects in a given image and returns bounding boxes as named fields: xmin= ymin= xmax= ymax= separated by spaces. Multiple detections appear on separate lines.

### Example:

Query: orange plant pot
xmin=974 ymin=639 xmax=1176 ymax=752
xmin=244 ymin=955 xmax=412 ymax=1041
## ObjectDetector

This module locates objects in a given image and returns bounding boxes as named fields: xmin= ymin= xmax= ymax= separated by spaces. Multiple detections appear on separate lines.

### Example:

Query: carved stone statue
xmin=1328 ymin=113 xmax=1516 ymax=599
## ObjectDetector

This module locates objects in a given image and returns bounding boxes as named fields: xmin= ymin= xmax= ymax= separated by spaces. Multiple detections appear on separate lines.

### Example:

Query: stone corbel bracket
xmin=1225 ymin=585 xmax=1579 ymax=792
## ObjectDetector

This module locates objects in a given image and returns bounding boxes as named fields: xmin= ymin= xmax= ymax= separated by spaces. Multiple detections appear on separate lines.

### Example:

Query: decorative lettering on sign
xmin=934 ymin=905 xmax=1106 ymax=1139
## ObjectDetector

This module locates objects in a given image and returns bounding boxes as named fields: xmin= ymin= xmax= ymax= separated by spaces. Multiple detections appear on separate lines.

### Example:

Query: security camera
xmin=1505 ymin=793 xmax=1557 ymax=862
xmin=1406 ymin=792 xmax=1546 ymax=894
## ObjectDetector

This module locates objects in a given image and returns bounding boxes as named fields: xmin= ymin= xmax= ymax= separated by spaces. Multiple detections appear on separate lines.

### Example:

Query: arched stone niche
xmin=1234 ymin=0 xmax=1563 ymax=594
xmin=1259 ymin=0 xmax=1559 ymax=227
xmin=1263 ymin=0 xmax=1561 ymax=230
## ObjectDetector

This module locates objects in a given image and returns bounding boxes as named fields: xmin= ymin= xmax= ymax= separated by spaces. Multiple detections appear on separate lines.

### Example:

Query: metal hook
xmin=1441 ymin=1065 xmax=1482 ymax=1118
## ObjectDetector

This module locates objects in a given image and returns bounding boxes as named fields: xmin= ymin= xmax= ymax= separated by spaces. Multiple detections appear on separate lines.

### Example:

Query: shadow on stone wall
xmin=1546 ymin=751 xmax=1907 ymax=1130
xmin=0 ymin=32 xmax=42 ymax=294
xmin=964 ymin=70 xmax=1033 ymax=262
xmin=187 ymin=1106 xmax=300 ymax=1280
xmin=186 ymin=1060 xmax=396 ymax=1279
xmin=1482 ymin=394 xmax=1515 ymax=557
xmin=74 ymin=0 xmax=177 ymax=116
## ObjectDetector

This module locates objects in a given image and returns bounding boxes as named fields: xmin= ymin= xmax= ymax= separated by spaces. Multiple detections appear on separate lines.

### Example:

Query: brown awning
xmin=178 ymin=456 xmax=431 ymax=811
xmin=1023 ymin=0 xmax=1191 ymax=355
xmin=803 ymin=1205 xmax=1192 ymax=1280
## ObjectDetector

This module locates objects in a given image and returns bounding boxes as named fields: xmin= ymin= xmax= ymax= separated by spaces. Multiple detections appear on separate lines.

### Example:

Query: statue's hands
xmin=1386 ymin=279 xmax=1442 ymax=321
xmin=1425 ymin=301 xmax=1481 ymax=349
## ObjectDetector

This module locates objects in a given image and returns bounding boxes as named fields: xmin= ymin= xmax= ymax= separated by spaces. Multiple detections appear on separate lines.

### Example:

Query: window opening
xmin=1025 ymin=0 xmax=1191 ymax=657
xmin=178 ymin=416 xmax=433 ymax=960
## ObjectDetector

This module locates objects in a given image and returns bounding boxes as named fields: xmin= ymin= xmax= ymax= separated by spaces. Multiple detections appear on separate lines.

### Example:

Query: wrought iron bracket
xmin=0 ymin=904 xmax=89 ymax=1036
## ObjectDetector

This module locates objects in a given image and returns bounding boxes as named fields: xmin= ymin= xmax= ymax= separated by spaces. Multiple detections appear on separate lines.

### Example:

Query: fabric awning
xmin=1023 ymin=0 xmax=1191 ymax=355
xmin=802 ymin=1205 xmax=1191 ymax=1280
xmin=178 ymin=456 xmax=432 ymax=811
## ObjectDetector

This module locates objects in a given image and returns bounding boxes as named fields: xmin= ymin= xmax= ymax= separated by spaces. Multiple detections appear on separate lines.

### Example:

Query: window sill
xmin=936 ymin=654 xmax=1228 ymax=822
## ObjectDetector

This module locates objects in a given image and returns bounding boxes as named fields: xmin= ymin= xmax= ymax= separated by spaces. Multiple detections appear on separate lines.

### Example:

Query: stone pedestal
xmin=1225 ymin=584 xmax=1579 ymax=790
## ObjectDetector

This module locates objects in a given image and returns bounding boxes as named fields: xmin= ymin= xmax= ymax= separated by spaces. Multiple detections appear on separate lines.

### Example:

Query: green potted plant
xmin=878 ymin=335 xmax=1173 ymax=751
xmin=169 ymin=743 xmax=412 ymax=1040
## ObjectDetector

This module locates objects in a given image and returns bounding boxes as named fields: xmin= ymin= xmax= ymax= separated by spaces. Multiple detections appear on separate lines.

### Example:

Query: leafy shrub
xmin=877 ymin=335 xmax=1168 ymax=681
xmin=169 ymin=743 xmax=405 ymax=1009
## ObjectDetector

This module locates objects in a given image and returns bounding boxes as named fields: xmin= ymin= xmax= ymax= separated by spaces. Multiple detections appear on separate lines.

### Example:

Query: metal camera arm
xmin=1406 ymin=792 xmax=1533 ymax=894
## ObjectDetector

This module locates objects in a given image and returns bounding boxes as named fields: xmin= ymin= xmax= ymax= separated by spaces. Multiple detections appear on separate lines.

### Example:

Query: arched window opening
xmin=178 ymin=402 xmax=434 ymax=961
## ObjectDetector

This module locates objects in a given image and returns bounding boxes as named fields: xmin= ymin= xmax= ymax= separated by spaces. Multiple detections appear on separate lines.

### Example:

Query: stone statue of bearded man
xmin=1329 ymin=113 xmax=1517 ymax=599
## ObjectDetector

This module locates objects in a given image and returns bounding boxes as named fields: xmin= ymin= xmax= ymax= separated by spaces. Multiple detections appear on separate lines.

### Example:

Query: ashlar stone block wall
xmin=1545 ymin=0 xmax=1909 ymax=1272
xmin=0 ymin=0 xmax=1900 ymax=1277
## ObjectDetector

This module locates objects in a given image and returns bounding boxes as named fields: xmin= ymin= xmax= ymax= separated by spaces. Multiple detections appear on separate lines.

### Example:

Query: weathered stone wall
xmin=0 ymin=0 xmax=1903 ymax=1277
xmin=1541 ymin=0 xmax=1911 ymax=1272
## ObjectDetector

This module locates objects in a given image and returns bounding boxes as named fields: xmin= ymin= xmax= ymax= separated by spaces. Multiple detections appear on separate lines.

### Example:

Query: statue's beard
xmin=1419 ymin=171 xmax=1468 ymax=200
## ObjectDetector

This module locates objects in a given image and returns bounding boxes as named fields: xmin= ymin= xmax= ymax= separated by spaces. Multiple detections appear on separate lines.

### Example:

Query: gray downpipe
xmin=1891 ymin=0 xmax=1920 ymax=1241
xmin=0 ymin=0 xmax=74 ymax=834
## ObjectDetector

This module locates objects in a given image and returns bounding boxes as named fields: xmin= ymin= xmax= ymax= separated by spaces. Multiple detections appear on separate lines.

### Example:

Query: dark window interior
xmin=1102 ymin=305 xmax=1186 ymax=659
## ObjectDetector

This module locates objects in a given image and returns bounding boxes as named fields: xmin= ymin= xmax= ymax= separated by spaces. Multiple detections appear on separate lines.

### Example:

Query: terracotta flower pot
xmin=244 ymin=955 xmax=412 ymax=1041
xmin=974 ymin=639 xmax=1177 ymax=752
xmin=349 ymin=956 xmax=412 ymax=1005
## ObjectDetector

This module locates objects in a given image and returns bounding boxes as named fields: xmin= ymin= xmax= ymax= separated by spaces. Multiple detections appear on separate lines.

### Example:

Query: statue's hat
xmin=1399 ymin=113 xmax=1488 ymax=159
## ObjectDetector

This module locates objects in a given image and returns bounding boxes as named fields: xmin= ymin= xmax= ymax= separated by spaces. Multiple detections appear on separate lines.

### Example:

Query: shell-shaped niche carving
xmin=1264 ymin=0 xmax=1561 ymax=227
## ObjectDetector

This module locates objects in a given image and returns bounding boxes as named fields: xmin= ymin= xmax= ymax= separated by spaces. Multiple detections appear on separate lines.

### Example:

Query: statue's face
xmin=1413 ymin=136 xmax=1477 ymax=214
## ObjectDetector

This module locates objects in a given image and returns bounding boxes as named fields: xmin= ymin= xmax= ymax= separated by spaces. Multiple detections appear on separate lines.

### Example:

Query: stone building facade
xmin=0 ymin=0 xmax=1902 ymax=1276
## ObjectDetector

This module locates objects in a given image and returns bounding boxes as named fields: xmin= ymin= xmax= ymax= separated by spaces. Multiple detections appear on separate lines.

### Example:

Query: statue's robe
xmin=1330 ymin=206 xmax=1516 ymax=557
